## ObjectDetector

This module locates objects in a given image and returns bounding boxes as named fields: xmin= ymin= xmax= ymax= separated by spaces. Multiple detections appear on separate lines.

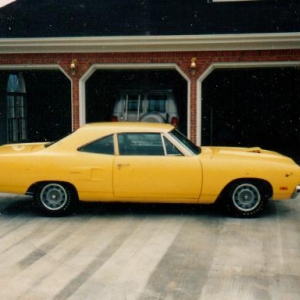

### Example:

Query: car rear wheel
xmin=225 ymin=181 xmax=268 ymax=217
xmin=33 ymin=182 xmax=77 ymax=216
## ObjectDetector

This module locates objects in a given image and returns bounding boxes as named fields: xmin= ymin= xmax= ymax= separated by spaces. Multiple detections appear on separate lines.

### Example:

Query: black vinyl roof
xmin=0 ymin=0 xmax=299 ymax=38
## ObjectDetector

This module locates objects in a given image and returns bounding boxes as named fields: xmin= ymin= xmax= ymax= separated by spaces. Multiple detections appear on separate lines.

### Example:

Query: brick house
xmin=0 ymin=0 xmax=300 ymax=160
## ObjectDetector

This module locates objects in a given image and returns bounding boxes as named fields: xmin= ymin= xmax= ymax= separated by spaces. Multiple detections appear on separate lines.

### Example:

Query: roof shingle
xmin=0 ymin=0 xmax=299 ymax=38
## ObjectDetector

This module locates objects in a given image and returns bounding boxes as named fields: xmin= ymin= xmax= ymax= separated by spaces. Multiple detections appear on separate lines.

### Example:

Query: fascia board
xmin=0 ymin=33 xmax=299 ymax=54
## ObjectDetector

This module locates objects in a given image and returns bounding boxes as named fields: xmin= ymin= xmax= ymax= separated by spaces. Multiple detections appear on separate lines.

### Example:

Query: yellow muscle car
xmin=0 ymin=122 xmax=299 ymax=217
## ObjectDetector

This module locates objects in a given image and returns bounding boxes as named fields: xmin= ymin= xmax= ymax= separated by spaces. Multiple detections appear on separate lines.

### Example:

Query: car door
xmin=113 ymin=132 xmax=202 ymax=203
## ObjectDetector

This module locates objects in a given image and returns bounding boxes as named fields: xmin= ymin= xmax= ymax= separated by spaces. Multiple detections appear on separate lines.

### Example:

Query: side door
xmin=113 ymin=132 xmax=202 ymax=203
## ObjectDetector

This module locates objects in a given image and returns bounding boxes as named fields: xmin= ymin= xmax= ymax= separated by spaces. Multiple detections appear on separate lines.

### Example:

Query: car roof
xmin=49 ymin=122 xmax=175 ymax=151
xmin=81 ymin=122 xmax=174 ymax=133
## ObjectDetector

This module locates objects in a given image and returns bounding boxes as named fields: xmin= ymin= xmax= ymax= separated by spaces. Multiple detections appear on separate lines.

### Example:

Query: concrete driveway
xmin=0 ymin=193 xmax=299 ymax=300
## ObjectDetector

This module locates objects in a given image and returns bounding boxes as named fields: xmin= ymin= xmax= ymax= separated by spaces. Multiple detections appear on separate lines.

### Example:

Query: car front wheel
xmin=225 ymin=181 xmax=268 ymax=217
xmin=33 ymin=182 xmax=77 ymax=216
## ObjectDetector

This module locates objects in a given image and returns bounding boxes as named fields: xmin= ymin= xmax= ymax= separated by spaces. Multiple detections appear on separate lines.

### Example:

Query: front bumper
xmin=291 ymin=185 xmax=300 ymax=199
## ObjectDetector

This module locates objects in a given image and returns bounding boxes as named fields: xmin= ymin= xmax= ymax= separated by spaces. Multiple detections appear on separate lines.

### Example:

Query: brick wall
xmin=1 ymin=49 xmax=300 ymax=142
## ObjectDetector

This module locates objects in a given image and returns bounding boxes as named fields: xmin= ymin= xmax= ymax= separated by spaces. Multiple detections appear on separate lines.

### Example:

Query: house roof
xmin=0 ymin=0 xmax=299 ymax=38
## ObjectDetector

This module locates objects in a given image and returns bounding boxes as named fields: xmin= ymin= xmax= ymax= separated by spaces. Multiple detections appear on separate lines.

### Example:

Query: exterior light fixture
xmin=190 ymin=57 xmax=197 ymax=75
xmin=70 ymin=59 xmax=78 ymax=75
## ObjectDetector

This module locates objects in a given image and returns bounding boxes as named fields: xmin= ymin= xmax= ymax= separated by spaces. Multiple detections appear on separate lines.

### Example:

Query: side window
xmin=78 ymin=135 xmax=114 ymax=155
xmin=118 ymin=133 xmax=164 ymax=156
xmin=163 ymin=137 xmax=183 ymax=156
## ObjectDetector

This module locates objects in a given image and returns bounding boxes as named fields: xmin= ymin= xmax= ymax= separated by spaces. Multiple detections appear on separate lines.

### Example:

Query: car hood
xmin=0 ymin=142 xmax=48 ymax=154
xmin=201 ymin=146 xmax=297 ymax=164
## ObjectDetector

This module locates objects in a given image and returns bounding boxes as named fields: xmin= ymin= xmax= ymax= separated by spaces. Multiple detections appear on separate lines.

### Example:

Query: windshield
xmin=169 ymin=129 xmax=201 ymax=155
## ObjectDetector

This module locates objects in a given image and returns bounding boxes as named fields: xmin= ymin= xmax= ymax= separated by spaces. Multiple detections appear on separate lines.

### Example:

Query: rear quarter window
xmin=78 ymin=135 xmax=114 ymax=155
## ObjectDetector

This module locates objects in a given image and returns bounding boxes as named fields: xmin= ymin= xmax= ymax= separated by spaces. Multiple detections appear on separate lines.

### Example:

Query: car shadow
xmin=74 ymin=199 xmax=295 ymax=219
xmin=0 ymin=194 xmax=294 ymax=220
xmin=0 ymin=194 xmax=224 ymax=219
xmin=0 ymin=195 xmax=36 ymax=217
xmin=75 ymin=201 xmax=226 ymax=218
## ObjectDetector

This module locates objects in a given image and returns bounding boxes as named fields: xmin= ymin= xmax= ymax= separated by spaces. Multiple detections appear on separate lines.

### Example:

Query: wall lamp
xmin=70 ymin=59 xmax=78 ymax=75
xmin=190 ymin=57 xmax=197 ymax=75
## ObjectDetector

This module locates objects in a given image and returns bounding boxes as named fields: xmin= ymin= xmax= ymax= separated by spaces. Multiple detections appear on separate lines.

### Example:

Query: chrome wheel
xmin=33 ymin=182 xmax=77 ymax=216
xmin=40 ymin=183 xmax=68 ymax=211
xmin=232 ymin=183 xmax=261 ymax=212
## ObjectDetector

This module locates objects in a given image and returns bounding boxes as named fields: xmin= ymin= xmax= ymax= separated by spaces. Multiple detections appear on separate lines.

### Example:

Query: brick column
xmin=189 ymin=77 xmax=198 ymax=143
xmin=71 ymin=77 xmax=80 ymax=131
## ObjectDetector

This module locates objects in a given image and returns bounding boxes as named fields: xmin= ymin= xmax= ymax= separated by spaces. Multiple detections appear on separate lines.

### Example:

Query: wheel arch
xmin=216 ymin=177 xmax=273 ymax=204
xmin=26 ymin=180 xmax=79 ymax=199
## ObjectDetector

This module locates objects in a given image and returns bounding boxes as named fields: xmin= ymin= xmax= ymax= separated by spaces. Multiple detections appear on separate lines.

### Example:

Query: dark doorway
xmin=0 ymin=70 xmax=71 ymax=144
xmin=85 ymin=69 xmax=188 ymax=134
xmin=202 ymin=67 xmax=300 ymax=162
xmin=25 ymin=70 xmax=72 ymax=142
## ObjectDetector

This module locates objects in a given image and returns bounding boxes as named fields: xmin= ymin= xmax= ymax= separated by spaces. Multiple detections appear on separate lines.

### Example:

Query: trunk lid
xmin=0 ymin=142 xmax=47 ymax=155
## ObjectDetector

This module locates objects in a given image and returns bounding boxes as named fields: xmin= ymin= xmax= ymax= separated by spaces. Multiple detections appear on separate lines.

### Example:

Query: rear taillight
xmin=111 ymin=116 xmax=118 ymax=122
xmin=171 ymin=117 xmax=179 ymax=127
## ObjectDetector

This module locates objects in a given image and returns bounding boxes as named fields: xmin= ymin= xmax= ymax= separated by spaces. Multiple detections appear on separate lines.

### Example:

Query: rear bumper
xmin=291 ymin=185 xmax=300 ymax=199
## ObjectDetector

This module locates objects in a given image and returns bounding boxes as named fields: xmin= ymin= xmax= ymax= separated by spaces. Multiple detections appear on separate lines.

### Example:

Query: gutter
xmin=0 ymin=32 xmax=300 ymax=54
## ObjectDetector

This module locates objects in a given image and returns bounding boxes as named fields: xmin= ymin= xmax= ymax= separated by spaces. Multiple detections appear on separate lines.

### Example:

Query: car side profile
xmin=0 ymin=122 xmax=299 ymax=217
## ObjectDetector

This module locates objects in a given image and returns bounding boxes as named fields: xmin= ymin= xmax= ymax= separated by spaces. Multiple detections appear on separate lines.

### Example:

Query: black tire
xmin=225 ymin=181 xmax=269 ymax=218
xmin=33 ymin=182 xmax=77 ymax=216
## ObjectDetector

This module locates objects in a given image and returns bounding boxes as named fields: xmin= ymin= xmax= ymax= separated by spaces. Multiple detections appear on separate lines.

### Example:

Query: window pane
xmin=147 ymin=94 xmax=167 ymax=113
xmin=79 ymin=135 xmax=114 ymax=155
xmin=169 ymin=129 xmax=201 ymax=155
xmin=6 ymin=73 xmax=27 ymax=143
xmin=148 ymin=100 xmax=166 ymax=112
xmin=118 ymin=133 xmax=164 ymax=156
xmin=163 ymin=137 xmax=183 ymax=156
xmin=127 ymin=99 xmax=140 ymax=112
